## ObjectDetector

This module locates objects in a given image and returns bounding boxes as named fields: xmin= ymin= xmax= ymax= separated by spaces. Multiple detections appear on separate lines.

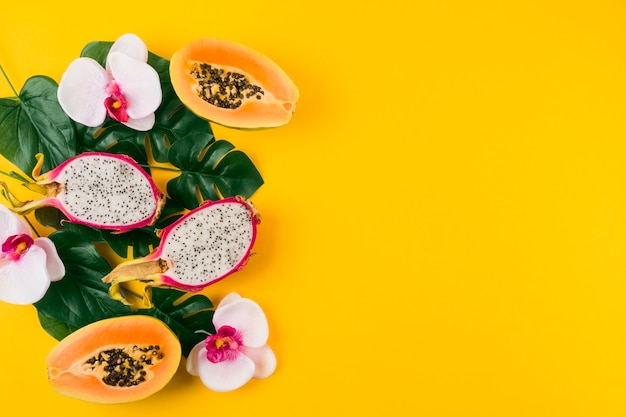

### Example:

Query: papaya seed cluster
xmin=84 ymin=345 xmax=164 ymax=387
xmin=190 ymin=62 xmax=264 ymax=109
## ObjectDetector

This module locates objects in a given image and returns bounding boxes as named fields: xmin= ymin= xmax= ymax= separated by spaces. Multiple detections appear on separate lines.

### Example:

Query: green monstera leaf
xmin=167 ymin=135 xmax=264 ymax=209
xmin=136 ymin=288 xmax=215 ymax=357
xmin=95 ymin=197 xmax=184 ymax=258
xmin=0 ymin=76 xmax=76 ymax=175
xmin=77 ymin=88 xmax=215 ymax=163
xmin=34 ymin=230 xmax=132 ymax=340
xmin=36 ymin=311 xmax=83 ymax=341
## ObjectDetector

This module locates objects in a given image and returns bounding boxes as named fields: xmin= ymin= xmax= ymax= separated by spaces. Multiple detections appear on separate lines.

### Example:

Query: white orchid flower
xmin=57 ymin=33 xmax=162 ymax=131
xmin=0 ymin=205 xmax=65 ymax=304
xmin=187 ymin=293 xmax=277 ymax=392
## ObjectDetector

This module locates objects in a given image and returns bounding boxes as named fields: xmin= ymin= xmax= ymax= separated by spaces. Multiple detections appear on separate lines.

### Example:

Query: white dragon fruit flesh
xmin=102 ymin=196 xmax=260 ymax=299
xmin=9 ymin=152 xmax=165 ymax=232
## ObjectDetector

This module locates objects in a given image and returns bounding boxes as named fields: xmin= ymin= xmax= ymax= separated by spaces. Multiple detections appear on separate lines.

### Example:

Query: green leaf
xmin=47 ymin=197 xmax=184 ymax=259
xmin=34 ymin=230 xmax=132 ymax=340
xmin=0 ymin=76 xmax=76 ymax=175
xmin=34 ymin=206 xmax=67 ymax=230
xmin=97 ymin=198 xmax=184 ymax=258
xmin=76 ymin=87 xmax=215 ymax=163
xmin=103 ymin=228 xmax=156 ymax=258
xmin=36 ymin=311 xmax=80 ymax=340
xmin=136 ymin=288 xmax=215 ymax=357
xmin=167 ymin=135 xmax=264 ymax=209
xmin=79 ymin=41 xmax=112 ymax=66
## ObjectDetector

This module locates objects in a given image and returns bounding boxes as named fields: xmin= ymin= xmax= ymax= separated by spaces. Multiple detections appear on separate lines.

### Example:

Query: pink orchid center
xmin=2 ymin=234 xmax=34 ymax=261
xmin=205 ymin=325 xmax=243 ymax=363
xmin=104 ymin=81 xmax=129 ymax=123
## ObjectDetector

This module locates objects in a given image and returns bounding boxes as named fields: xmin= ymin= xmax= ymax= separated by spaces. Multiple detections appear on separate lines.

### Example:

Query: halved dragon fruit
xmin=102 ymin=196 xmax=260 ymax=299
xmin=7 ymin=152 xmax=165 ymax=232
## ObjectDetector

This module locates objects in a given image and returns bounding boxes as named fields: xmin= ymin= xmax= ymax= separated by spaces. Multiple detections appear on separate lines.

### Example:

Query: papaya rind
xmin=46 ymin=315 xmax=182 ymax=404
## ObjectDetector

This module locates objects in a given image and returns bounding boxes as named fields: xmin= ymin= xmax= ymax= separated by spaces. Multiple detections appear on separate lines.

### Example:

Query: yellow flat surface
xmin=2 ymin=0 xmax=626 ymax=415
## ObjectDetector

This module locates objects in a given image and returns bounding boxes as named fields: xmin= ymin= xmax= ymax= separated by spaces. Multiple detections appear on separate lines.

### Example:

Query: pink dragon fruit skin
xmin=102 ymin=196 xmax=261 ymax=300
xmin=9 ymin=152 xmax=165 ymax=232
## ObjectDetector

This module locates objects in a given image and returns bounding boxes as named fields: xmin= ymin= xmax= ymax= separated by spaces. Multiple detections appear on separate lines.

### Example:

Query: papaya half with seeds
xmin=46 ymin=315 xmax=181 ymax=404
xmin=170 ymin=37 xmax=299 ymax=129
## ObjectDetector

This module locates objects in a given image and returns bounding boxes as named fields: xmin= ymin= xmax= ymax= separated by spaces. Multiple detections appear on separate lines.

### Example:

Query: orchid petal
xmin=0 ymin=205 xmax=31 ymax=240
xmin=0 ymin=245 xmax=51 ymax=304
xmin=57 ymin=58 xmax=110 ymax=127
xmin=108 ymin=52 xmax=161 ymax=119
xmin=218 ymin=292 xmax=242 ymax=309
xmin=32 ymin=238 xmax=65 ymax=282
xmin=122 ymin=113 xmax=156 ymax=131
xmin=106 ymin=33 xmax=148 ymax=71
xmin=242 ymin=345 xmax=277 ymax=379
xmin=195 ymin=346 xmax=255 ymax=392
xmin=214 ymin=297 xmax=269 ymax=348
xmin=186 ymin=341 xmax=204 ymax=376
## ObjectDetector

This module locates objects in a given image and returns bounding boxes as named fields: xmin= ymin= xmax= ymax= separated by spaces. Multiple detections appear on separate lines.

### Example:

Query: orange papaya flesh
xmin=170 ymin=37 xmax=299 ymax=129
xmin=46 ymin=315 xmax=181 ymax=404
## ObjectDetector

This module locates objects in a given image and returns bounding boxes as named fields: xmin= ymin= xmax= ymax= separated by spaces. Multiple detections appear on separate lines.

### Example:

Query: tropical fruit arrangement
xmin=0 ymin=34 xmax=297 ymax=403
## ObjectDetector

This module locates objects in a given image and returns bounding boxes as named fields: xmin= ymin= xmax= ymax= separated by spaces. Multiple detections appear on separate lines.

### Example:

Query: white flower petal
xmin=0 ymin=245 xmax=51 ymax=304
xmin=0 ymin=205 xmax=32 ymax=240
xmin=186 ymin=341 xmax=205 ymax=376
xmin=123 ymin=113 xmax=155 ymax=131
xmin=196 ymin=349 xmax=255 ymax=392
xmin=214 ymin=297 xmax=269 ymax=348
xmin=108 ymin=52 xmax=161 ymax=119
xmin=57 ymin=58 xmax=110 ymax=127
xmin=32 ymin=238 xmax=65 ymax=282
xmin=106 ymin=33 xmax=148 ymax=69
xmin=242 ymin=345 xmax=277 ymax=379
xmin=218 ymin=292 xmax=242 ymax=309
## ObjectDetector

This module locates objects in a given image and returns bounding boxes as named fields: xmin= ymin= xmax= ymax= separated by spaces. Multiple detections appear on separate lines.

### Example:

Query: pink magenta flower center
xmin=2 ymin=234 xmax=34 ymax=261
xmin=205 ymin=325 xmax=242 ymax=363
xmin=104 ymin=81 xmax=129 ymax=123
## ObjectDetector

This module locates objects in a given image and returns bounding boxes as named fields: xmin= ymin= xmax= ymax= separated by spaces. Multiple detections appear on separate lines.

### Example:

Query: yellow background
xmin=1 ymin=0 xmax=626 ymax=415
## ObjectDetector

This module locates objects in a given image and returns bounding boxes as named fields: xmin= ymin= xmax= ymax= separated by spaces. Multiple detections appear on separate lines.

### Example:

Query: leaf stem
xmin=0 ymin=65 xmax=18 ymax=97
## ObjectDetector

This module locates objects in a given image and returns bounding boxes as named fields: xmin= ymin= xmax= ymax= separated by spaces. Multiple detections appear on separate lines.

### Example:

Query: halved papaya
xmin=46 ymin=315 xmax=181 ymax=404
xmin=170 ymin=37 xmax=299 ymax=129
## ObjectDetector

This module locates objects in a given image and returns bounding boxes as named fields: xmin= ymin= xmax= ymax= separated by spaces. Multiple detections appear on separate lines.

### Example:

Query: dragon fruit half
xmin=6 ymin=152 xmax=165 ymax=232
xmin=102 ymin=196 xmax=260 ymax=301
